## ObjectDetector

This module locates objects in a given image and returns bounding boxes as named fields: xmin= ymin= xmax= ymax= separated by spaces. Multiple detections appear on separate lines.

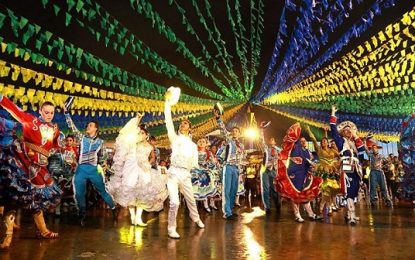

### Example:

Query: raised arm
xmin=64 ymin=112 xmax=83 ymax=141
xmin=164 ymin=102 xmax=178 ymax=142
xmin=329 ymin=105 xmax=344 ymax=149
xmin=305 ymin=125 xmax=320 ymax=154
xmin=0 ymin=95 xmax=34 ymax=123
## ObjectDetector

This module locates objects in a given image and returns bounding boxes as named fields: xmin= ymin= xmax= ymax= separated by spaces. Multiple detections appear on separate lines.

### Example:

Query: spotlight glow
xmin=244 ymin=127 xmax=259 ymax=139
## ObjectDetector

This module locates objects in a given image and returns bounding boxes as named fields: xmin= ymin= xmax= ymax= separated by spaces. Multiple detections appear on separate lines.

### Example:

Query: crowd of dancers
xmin=0 ymin=88 xmax=413 ymax=250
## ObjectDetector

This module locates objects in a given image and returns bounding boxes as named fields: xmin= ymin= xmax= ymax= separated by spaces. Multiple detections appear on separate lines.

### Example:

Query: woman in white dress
xmin=108 ymin=114 xmax=168 ymax=226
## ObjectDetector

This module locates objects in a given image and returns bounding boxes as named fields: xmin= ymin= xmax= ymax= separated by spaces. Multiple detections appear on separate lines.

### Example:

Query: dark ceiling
xmin=0 ymin=0 xmax=413 ymax=100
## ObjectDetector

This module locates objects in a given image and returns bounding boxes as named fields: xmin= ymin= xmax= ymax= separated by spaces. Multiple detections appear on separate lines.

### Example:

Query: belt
xmin=24 ymin=142 xmax=50 ymax=157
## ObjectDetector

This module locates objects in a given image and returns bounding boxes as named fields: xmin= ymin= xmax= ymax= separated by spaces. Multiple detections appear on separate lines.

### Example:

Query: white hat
xmin=165 ymin=86 xmax=181 ymax=105
xmin=337 ymin=121 xmax=357 ymax=134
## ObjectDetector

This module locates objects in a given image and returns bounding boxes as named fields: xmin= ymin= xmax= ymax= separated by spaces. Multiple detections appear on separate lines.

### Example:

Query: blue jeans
xmin=261 ymin=168 xmax=280 ymax=210
xmin=222 ymin=164 xmax=239 ymax=217
xmin=74 ymin=164 xmax=115 ymax=213
xmin=369 ymin=170 xmax=390 ymax=202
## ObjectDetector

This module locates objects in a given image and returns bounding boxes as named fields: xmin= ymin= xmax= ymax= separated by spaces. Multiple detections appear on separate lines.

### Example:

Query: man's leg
xmin=269 ymin=170 xmax=281 ymax=211
xmin=73 ymin=165 xmax=88 ymax=216
xmin=179 ymin=172 xmax=203 ymax=227
xmin=88 ymin=166 xmax=115 ymax=209
xmin=379 ymin=171 xmax=391 ymax=206
xmin=221 ymin=165 xmax=233 ymax=218
xmin=369 ymin=171 xmax=378 ymax=203
xmin=166 ymin=171 xmax=180 ymax=238
xmin=229 ymin=166 xmax=239 ymax=213
xmin=261 ymin=169 xmax=271 ymax=211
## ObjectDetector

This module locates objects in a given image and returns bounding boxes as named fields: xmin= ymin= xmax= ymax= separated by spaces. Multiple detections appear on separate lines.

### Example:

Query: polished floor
xmin=2 ymin=199 xmax=415 ymax=260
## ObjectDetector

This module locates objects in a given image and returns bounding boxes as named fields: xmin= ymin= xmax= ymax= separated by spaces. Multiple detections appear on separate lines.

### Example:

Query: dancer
xmin=275 ymin=123 xmax=323 ymax=223
xmin=0 ymin=94 xmax=62 ymax=240
xmin=305 ymin=126 xmax=340 ymax=215
xmin=108 ymin=114 xmax=168 ymax=226
xmin=191 ymin=137 xmax=218 ymax=213
xmin=63 ymin=107 xmax=118 ymax=226
xmin=49 ymin=134 xmax=79 ymax=216
xmin=214 ymin=109 xmax=245 ymax=220
xmin=329 ymin=105 xmax=366 ymax=225
xmin=164 ymin=87 xmax=204 ymax=239
xmin=260 ymin=122 xmax=281 ymax=214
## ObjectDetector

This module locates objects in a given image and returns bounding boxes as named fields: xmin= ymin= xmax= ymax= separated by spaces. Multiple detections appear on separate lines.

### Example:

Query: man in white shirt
xmin=164 ymin=95 xmax=205 ymax=239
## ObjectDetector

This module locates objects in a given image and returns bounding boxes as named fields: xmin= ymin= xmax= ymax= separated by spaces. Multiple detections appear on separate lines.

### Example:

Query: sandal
xmin=36 ymin=229 xmax=59 ymax=239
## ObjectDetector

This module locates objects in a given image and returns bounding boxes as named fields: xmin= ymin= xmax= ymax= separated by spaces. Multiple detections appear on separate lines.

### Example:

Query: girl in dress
xmin=305 ymin=126 xmax=340 ymax=215
xmin=108 ymin=114 xmax=168 ymax=226
xmin=191 ymin=137 xmax=218 ymax=213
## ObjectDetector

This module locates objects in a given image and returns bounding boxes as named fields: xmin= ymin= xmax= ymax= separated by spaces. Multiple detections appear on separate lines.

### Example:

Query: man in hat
xmin=330 ymin=105 xmax=366 ymax=225
xmin=367 ymin=143 xmax=392 ymax=207
xmin=214 ymin=109 xmax=245 ymax=220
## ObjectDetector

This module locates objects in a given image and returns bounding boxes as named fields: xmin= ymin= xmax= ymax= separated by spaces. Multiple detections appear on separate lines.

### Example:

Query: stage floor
xmin=3 ymin=201 xmax=415 ymax=259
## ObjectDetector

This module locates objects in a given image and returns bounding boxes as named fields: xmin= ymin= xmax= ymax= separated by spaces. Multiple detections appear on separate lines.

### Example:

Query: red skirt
xmin=275 ymin=160 xmax=322 ymax=204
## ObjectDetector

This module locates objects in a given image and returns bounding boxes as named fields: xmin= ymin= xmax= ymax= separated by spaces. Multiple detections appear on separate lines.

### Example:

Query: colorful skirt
xmin=0 ymin=141 xmax=62 ymax=211
xmin=236 ymin=173 xmax=246 ymax=196
xmin=316 ymin=171 xmax=340 ymax=197
xmin=275 ymin=160 xmax=322 ymax=204
xmin=191 ymin=168 xmax=217 ymax=200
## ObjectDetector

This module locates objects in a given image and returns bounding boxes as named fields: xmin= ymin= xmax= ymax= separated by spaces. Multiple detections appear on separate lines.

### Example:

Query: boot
xmin=135 ymin=208 xmax=147 ymax=227
xmin=79 ymin=212 xmax=86 ymax=227
xmin=0 ymin=210 xmax=16 ymax=251
xmin=347 ymin=198 xmax=357 ymax=225
xmin=167 ymin=203 xmax=179 ymax=237
xmin=112 ymin=206 xmax=120 ymax=222
xmin=129 ymin=207 xmax=136 ymax=225
xmin=33 ymin=211 xmax=59 ymax=239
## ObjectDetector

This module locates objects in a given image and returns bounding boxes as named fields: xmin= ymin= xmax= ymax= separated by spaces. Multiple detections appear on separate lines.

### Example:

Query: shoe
xmin=80 ymin=214 xmax=86 ymax=227
xmin=235 ymin=203 xmax=241 ymax=208
xmin=168 ymin=230 xmax=180 ymax=239
xmin=348 ymin=218 xmax=357 ymax=225
xmin=112 ymin=207 xmax=120 ymax=222
xmin=386 ymin=200 xmax=392 ymax=207
xmin=309 ymin=214 xmax=323 ymax=221
xmin=0 ymin=210 xmax=16 ymax=251
xmin=204 ymin=207 xmax=212 ymax=213
xmin=295 ymin=217 xmax=304 ymax=223
xmin=224 ymin=214 xmax=237 ymax=220
xmin=135 ymin=221 xmax=148 ymax=227
xmin=265 ymin=208 xmax=271 ymax=215
xmin=210 ymin=205 xmax=218 ymax=210
xmin=196 ymin=220 xmax=205 ymax=229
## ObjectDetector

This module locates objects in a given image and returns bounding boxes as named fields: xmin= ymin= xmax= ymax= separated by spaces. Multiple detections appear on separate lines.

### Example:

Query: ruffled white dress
xmin=108 ymin=117 xmax=168 ymax=211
